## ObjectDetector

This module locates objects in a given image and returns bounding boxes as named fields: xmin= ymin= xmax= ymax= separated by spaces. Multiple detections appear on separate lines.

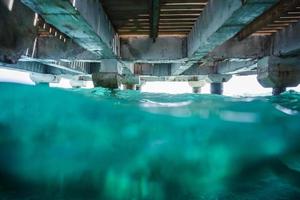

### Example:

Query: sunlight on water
xmin=0 ymin=83 xmax=300 ymax=199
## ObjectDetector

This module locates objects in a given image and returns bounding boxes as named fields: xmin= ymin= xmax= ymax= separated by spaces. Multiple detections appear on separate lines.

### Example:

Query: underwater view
xmin=1 ymin=0 xmax=300 ymax=199
xmin=1 ymin=83 xmax=300 ymax=200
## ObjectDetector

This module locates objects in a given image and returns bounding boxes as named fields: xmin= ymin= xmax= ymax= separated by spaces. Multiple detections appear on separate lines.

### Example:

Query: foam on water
xmin=1 ymin=83 xmax=300 ymax=199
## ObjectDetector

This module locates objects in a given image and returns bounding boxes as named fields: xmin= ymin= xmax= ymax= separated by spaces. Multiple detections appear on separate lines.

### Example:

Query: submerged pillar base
xmin=207 ymin=74 xmax=231 ymax=95
xmin=136 ymin=85 xmax=141 ymax=91
xmin=123 ymin=84 xmax=136 ymax=90
xmin=188 ymin=81 xmax=205 ymax=94
xmin=272 ymin=87 xmax=286 ymax=96
xmin=92 ymin=59 xmax=123 ymax=89
xmin=210 ymin=83 xmax=223 ymax=95
xmin=192 ymin=87 xmax=201 ymax=94
xmin=92 ymin=72 xmax=121 ymax=89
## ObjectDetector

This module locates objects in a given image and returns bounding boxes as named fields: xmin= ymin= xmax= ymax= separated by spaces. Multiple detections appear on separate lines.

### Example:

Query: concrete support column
xmin=136 ymin=85 xmax=141 ymax=91
xmin=192 ymin=87 xmax=202 ymax=94
xmin=135 ymin=80 xmax=146 ymax=91
xmin=272 ymin=87 xmax=286 ymax=96
xmin=188 ymin=81 xmax=205 ymax=94
xmin=257 ymin=56 xmax=300 ymax=95
xmin=206 ymin=74 xmax=231 ymax=95
xmin=92 ymin=73 xmax=121 ymax=89
xmin=120 ymin=62 xmax=139 ymax=90
xmin=92 ymin=59 xmax=122 ymax=89
xmin=210 ymin=83 xmax=223 ymax=95
xmin=123 ymin=84 xmax=136 ymax=90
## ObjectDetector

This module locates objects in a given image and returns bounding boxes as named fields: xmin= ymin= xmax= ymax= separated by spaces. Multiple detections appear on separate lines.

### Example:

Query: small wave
xmin=140 ymin=99 xmax=192 ymax=108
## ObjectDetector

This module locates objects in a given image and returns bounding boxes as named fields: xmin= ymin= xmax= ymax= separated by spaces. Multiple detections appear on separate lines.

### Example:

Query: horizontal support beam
xmin=134 ymin=63 xmax=171 ymax=76
xmin=140 ymin=74 xmax=231 ymax=83
xmin=208 ymin=36 xmax=272 ymax=60
xmin=216 ymin=59 xmax=257 ymax=74
xmin=121 ymin=36 xmax=187 ymax=63
xmin=0 ymin=65 xmax=94 ymax=87
xmin=172 ymin=0 xmax=279 ymax=75
xmin=18 ymin=56 xmax=96 ymax=75
xmin=21 ymin=0 xmax=118 ymax=58
xmin=182 ymin=64 xmax=212 ymax=76
xmin=238 ymin=0 xmax=300 ymax=40
xmin=0 ymin=59 xmax=85 ymax=76
xmin=183 ymin=59 xmax=258 ymax=76
xmin=140 ymin=75 xmax=208 ymax=82
xmin=36 ymin=37 xmax=101 ymax=61
xmin=273 ymin=20 xmax=300 ymax=56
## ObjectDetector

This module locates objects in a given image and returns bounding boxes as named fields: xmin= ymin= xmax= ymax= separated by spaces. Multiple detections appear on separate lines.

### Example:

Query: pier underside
xmin=0 ymin=0 xmax=300 ymax=94
xmin=2 ymin=1 xmax=300 ymax=199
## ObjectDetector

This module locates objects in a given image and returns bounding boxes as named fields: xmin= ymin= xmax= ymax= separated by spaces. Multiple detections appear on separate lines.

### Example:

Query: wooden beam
xmin=238 ymin=0 xmax=300 ymax=40
xmin=150 ymin=0 xmax=160 ymax=42
xmin=173 ymin=0 xmax=279 ymax=75
xmin=21 ymin=0 xmax=117 ymax=58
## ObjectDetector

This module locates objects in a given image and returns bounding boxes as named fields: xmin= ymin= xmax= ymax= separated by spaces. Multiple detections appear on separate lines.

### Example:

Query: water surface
xmin=1 ymin=83 xmax=300 ymax=199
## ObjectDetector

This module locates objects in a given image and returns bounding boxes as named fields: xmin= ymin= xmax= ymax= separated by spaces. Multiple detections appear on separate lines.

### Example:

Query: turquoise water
xmin=1 ymin=83 xmax=300 ymax=200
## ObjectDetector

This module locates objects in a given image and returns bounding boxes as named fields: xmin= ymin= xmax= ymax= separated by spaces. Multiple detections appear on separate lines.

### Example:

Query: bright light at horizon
xmin=0 ymin=68 xmax=35 ymax=85
xmin=201 ymin=75 xmax=272 ymax=96
xmin=141 ymin=75 xmax=300 ymax=96
xmin=83 ymin=81 xmax=94 ymax=89
xmin=224 ymin=75 xmax=272 ymax=96
xmin=1 ymin=69 xmax=299 ymax=95
xmin=49 ymin=78 xmax=72 ymax=89
xmin=290 ymin=85 xmax=300 ymax=92
xmin=141 ymin=81 xmax=192 ymax=94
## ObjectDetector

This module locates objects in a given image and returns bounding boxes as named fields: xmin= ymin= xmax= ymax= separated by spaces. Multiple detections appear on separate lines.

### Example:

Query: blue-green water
xmin=1 ymin=83 xmax=300 ymax=200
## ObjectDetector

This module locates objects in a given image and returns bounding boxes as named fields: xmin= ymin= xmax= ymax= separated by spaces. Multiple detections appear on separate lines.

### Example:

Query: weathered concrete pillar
xmin=123 ymin=84 xmax=136 ymax=90
xmin=210 ymin=83 xmax=223 ymax=95
xmin=206 ymin=74 xmax=232 ymax=95
xmin=136 ymin=85 xmax=141 ymax=91
xmin=192 ymin=87 xmax=201 ymax=94
xmin=92 ymin=73 xmax=121 ymax=89
xmin=120 ymin=63 xmax=139 ymax=90
xmin=272 ymin=87 xmax=286 ymax=96
xmin=257 ymin=56 xmax=300 ymax=95
xmin=135 ymin=80 xmax=146 ymax=91
xmin=188 ymin=81 xmax=205 ymax=94
xmin=92 ymin=59 xmax=122 ymax=89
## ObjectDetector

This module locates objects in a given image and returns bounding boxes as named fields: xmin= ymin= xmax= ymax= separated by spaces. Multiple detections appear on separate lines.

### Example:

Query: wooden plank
xmin=150 ymin=0 xmax=160 ymax=41
xmin=101 ymin=0 xmax=210 ymax=36
xmin=238 ymin=0 xmax=300 ymax=40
